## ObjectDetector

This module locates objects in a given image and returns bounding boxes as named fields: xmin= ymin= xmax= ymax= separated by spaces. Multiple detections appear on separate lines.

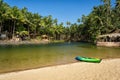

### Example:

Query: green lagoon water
xmin=0 ymin=42 xmax=120 ymax=73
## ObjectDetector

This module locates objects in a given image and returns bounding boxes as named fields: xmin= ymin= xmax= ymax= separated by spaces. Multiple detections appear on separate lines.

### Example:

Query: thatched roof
xmin=113 ymin=29 xmax=120 ymax=33
xmin=97 ymin=33 xmax=120 ymax=38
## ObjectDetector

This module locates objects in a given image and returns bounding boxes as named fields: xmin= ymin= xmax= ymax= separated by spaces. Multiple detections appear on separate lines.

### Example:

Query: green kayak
xmin=75 ymin=56 xmax=102 ymax=63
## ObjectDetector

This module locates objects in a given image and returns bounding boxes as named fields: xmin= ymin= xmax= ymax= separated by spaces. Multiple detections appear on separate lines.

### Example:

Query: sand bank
xmin=0 ymin=59 xmax=120 ymax=80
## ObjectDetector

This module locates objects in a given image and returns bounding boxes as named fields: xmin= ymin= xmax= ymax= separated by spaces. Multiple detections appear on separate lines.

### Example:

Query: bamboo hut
xmin=97 ymin=33 xmax=120 ymax=47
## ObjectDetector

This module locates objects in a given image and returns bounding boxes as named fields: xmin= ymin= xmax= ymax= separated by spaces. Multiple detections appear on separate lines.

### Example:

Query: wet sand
xmin=0 ymin=59 xmax=120 ymax=80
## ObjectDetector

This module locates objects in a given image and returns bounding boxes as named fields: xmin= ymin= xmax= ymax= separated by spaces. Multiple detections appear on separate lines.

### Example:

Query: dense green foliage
xmin=0 ymin=0 xmax=120 ymax=42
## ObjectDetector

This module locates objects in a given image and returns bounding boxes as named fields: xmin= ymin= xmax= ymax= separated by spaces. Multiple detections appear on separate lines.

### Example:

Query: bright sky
xmin=4 ymin=0 xmax=116 ymax=25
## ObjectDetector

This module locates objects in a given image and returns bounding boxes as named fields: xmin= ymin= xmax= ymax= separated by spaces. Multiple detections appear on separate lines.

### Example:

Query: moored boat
xmin=75 ymin=56 xmax=102 ymax=63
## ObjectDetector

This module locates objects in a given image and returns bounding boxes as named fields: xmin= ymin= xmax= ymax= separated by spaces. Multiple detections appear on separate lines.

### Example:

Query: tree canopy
xmin=0 ymin=0 xmax=120 ymax=42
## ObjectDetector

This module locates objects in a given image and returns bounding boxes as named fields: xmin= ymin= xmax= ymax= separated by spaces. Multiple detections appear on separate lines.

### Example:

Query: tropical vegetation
xmin=0 ymin=0 xmax=120 ymax=42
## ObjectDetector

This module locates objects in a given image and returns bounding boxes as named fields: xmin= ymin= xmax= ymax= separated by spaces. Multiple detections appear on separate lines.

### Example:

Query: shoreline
xmin=0 ymin=40 xmax=50 ymax=45
xmin=0 ymin=58 xmax=120 ymax=80
xmin=0 ymin=58 xmax=115 ymax=74
xmin=0 ymin=60 xmax=77 ymax=74
xmin=0 ymin=40 xmax=65 ymax=46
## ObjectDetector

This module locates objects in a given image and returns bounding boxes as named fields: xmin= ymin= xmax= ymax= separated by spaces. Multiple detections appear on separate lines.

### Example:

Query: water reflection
xmin=0 ymin=42 xmax=120 ymax=73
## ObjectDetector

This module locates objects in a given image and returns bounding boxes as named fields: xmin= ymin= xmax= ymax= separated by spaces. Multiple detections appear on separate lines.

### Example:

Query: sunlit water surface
xmin=0 ymin=42 xmax=120 ymax=73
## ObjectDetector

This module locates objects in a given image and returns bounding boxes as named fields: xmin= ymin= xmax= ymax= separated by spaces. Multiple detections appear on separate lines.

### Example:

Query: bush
xmin=19 ymin=31 xmax=29 ymax=40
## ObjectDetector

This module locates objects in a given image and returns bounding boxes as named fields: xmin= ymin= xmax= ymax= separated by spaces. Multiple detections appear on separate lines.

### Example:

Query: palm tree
xmin=0 ymin=0 xmax=10 ymax=33
xmin=32 ymin=13 xmax=41 ymax=37
xmin=100 ymin=0 xmax=113 ymax=33
xmin=113 ymin=0 xmax=120 ymax=29
xmin=77 ymin=18 xmax=81 ymax=24
xmin=6 ymin=6 xmax=22 ymax=38
xmin=66 ymin=21 xmax=71 ymax=27
xmin=0 ymin=0 xmax=3 ymax=33
xmin=57 ymin=22 xmax=64 ymax=40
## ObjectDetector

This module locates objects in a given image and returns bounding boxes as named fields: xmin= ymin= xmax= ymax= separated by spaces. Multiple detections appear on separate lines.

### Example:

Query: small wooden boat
xmin=75 ymin=56 xmax=102 ymax=63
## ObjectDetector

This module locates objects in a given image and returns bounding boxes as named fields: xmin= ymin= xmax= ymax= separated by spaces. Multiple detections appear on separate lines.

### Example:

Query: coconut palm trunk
xmin=12 ymin=20 xmax=16 ymax=39
xmin=0 ymin=22 xmax=2 ymax=34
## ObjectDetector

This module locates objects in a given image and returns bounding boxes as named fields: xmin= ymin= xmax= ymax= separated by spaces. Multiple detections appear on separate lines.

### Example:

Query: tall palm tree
xmin=77 ymin=18 xmax=81 ymax=24
xmin=66 ymin=21 xmax=71 ymax=27
xmin=113 ymin=0 xmax=120 ymax=29
xmin=0 ymin=0 xmax=3 ymax=33
xmin=0 ymin=0 xmax=10 ymax=33
xmin=53 ymin=18 xmax=58 ymax=25
xmin=11 ymin=6 xmax=24 ymax=38
xmin=101 ymin=0 xmax=112 ymax=33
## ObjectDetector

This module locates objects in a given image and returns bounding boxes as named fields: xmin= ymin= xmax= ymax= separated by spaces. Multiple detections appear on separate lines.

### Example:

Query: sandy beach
xmin=0 ymin=59 xmax=120 ymax=80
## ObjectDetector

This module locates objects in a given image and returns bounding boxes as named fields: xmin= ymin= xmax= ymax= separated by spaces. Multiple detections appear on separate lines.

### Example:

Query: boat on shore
xmin=75 ymin=56 xmax=102 ymax=63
